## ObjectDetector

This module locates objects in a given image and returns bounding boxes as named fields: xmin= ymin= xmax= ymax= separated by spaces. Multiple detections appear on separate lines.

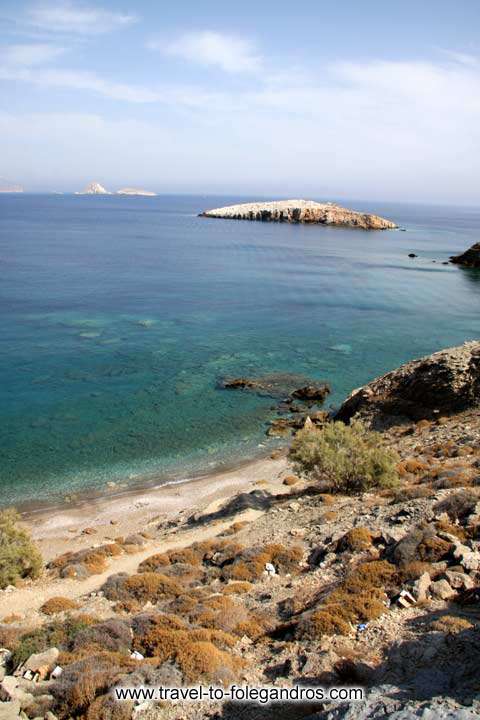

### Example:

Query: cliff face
xmin=336 ymin=341 xmax=480 ymax=428
xmin=201 ymin=199 xmax=397 ymax=230
xmin=451 ymin=243 xmax=480 ymax=268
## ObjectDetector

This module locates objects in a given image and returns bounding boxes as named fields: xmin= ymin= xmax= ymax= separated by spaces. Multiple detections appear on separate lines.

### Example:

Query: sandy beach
xmin=0 ymin=451 xmax=290 ymax=620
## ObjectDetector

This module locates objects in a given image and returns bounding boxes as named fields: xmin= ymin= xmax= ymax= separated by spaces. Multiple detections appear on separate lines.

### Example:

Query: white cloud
xmin=26 ymin=1 xmax=136 ymax=35
xmin=0 ymin=53 xmax=479 ymax=202
xmin=157 ymin=30 xmax=261 ymax=73
xmin=0 ymin=43 xmax=65 ymax=66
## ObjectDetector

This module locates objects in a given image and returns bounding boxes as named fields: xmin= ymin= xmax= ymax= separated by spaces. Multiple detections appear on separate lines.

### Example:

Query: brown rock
xmin=336 ymin=341 xmax=480 ymax=428
xmin=450 ymin=242 xmax=480 ymax=268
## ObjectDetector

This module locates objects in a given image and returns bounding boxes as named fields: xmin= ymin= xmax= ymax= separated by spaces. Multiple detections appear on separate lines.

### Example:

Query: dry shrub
xmin=338 ymin=527 xmax=373 ymax=552
xmin=2 ymin=613 xmax=23 ymax=624
xmin=137 ymin=553 xmax=170 ymax=572
xmin=323 ymin=510 xmax=338 ymax=522
xmin=51 ymin=652 xmax=135 ymax=718
xmin=86 ymin=693 xmax=133 ymax=720
xmin=289 ymin=420 xmax=399 ymax=494
xmin=50 ymin=545 xmax=118 ymax=579
xmin=297 ymin=609 xmax=351 ymax=639
xmin=113 ymin=599 xmax=142 ymax=615
xmin=0 ymin=509 xmax=43 ymax=589
xmin=131 ymin=612 xmax=240 ymax=683
xmin=434 ymin=491 xmax=478 ymax=521
xmin=41 ymin=597 xmax=79 ymax=615
xmin=397 ymin=459 xmax=430 ymax=476
xmin=417 ymin=536 xmax=452 ymax=563
xmin=398 ymin=561 xmax=434 ymax=582
xmin=176 ymin=640 xmax=241 ymax=684
xmin=101 ymin=572 xmax=181 ymax=603
xmin=283 ymin=475 xmax=300 ymax=486
xmin=391 ymin=485 xmax=434 ymax=503
xmin=124 ymin=573 xmax=182 ymax=602
xmin=296 ymin=560 xmax=395 ymax=639
xmin=161 ymin=562 xmax=205 ymax=585
xmin=221 ymin=521 xmax=250 ymax=536
xmin=430 ymin=615 xmax=473 ymax=634
xmin=168 ymin=547 xmax=202 ymax=566
xmin=223 ymin=543 xmax=303 ymax=583
xmin=168 ymin=593 xmax=200 ymax=614
xmin=12 ymin=616 xmax=97 ymax=667
xmin=72 ymin=619 xmax=132 ymax=653
xmin=0 ymin=625 xmax=20 ymax=649
xmin=193 ymin=595 xmax=249 ymax=633
xmin=319 ymin=494 xmax=336 ymax=505
xmin=102 ymin=543 xmax=123 ymax=557
xmin=222 ymin=581 xmax=253 ymax=595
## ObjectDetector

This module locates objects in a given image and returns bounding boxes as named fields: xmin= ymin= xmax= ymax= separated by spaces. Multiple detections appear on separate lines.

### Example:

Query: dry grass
xmin=338 ymin=527 xmax=373 ymax=552
xmin=222 ymin=581 xmax=253 ymax=595
xmin=430 ymin=615 xmax=473 ymax=634
xmin=41 ymin=597 xmax=79 ymax=615
xmin=223 ymin=543 xmax=303 ymax=583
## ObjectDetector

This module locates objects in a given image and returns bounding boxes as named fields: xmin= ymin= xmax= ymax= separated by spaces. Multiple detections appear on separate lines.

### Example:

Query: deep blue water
xmin=1 ymin=194 xmax=480 ymax=507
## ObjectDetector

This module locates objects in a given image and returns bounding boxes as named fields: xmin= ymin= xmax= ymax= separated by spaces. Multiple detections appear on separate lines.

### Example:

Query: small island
xmin=0 ymin=178 xmax=23 ymax=193
xmin=76 ymin=182 xmax=111 ymax=195
xmin=200 ymin=199 xmax=397 ymax=230
xmin=116 ymin=188 xmax=157 ymax=196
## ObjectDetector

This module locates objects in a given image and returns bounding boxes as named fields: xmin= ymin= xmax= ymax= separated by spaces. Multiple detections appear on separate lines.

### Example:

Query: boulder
xmin=0 ymin=677 xmax=34 ymax=709
xmin=444 ymin=570 xmax=475 ymax=590
xmin=411 ymin=572 xmax=431 ymax=602
xmin=336 ymin=341 xmax=480 ymax=428
xmin=22 ymin=648 xmax=59 ymax=680
xmin=290 ymin=384 xmax=331 ymax=404
xmin=0 ymin=700 xmax=21 ymax=720
xmin=452 ymin=543 xmax=480 ymax=572
xmin=430 ymin=579 xmax=455 ymax=600
xmin=450 ymin=242 xmax=480 ymax=268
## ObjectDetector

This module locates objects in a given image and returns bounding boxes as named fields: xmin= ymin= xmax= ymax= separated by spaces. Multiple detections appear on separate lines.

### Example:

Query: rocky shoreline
xmin=200 ymin=199 xmax=397 ymax=230
xmin=1 ymin=341 xmax=480 ymax=720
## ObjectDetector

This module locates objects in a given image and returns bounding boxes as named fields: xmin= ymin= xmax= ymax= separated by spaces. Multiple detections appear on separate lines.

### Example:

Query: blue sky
xmin=0 ymin=0 xmax=479 ymax=202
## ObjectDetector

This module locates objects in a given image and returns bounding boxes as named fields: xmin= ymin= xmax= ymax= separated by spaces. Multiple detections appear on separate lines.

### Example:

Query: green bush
xmin=289 ymin=420 xmax=399 ymax=494
xmin=0 ymin=509 xmax=43 ymax=588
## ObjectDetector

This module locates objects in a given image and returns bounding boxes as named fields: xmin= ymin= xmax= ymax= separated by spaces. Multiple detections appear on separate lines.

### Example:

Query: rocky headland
xmin=200 ymin=199 xmax=397 ymax=230
xmin=450 ymin=243 xmax=480 ymax=269
xmin=1 ymin=342 xmax=480 ymax=720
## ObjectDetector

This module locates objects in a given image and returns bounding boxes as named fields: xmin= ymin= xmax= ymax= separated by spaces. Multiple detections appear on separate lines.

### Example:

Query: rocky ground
xmin=1 ymin=342 xmax=480 ymax=720
xmin=200 ymin=200 xmax=397 ymax=230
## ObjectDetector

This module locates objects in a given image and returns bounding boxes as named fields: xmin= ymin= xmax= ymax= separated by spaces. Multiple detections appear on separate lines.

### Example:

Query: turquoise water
xmin=1 ymin=194 xmax=480 ymax=507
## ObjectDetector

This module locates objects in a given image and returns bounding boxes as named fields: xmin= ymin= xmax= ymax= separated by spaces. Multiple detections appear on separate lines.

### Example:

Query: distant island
xmin=76 ymin=182 xmax=111 ymax=195
xmin=0 ymin=178 xmax=24 ymax=193
xmin=116 ymin=187 xmax=157 ymax=196
xmin=200 ymin=199 xmax=397 ymax=230
xmin=76 ymin=181 xmax=156 ymax=196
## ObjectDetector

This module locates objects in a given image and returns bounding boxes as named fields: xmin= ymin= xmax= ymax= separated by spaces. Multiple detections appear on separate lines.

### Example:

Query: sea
xmin=1 ymin=194 xmax=479 ymax=507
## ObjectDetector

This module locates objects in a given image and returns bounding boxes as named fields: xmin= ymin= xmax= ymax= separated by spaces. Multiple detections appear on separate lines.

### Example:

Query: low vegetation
xmin=289 ymin=420 xmax=399 ymax=493
xmin=0 ymin=508 xmax=43 ymax=589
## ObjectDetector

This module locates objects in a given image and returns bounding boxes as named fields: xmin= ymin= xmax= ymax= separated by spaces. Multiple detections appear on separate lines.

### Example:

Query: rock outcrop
xmin=76 ymin=182 xmax=111 ymax=195
xmin=116 ymin=188 xmax=156 ymax=196
xmin=336 ymin=341 xmax=480 ymax=428
xmin=200 ymin=199 xmax=397 ymax=230
xmin=450 ymin=243 xmax=480 ymax=268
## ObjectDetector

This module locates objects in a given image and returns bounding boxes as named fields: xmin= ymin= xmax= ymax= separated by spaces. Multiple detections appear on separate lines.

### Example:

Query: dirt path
xmin=0 ymin=509 xmax=264 ymax=619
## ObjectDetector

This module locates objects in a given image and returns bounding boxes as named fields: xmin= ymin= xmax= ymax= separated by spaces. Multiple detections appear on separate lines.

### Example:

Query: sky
xmin=0 ymin=0 xmax=479 ymax=203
